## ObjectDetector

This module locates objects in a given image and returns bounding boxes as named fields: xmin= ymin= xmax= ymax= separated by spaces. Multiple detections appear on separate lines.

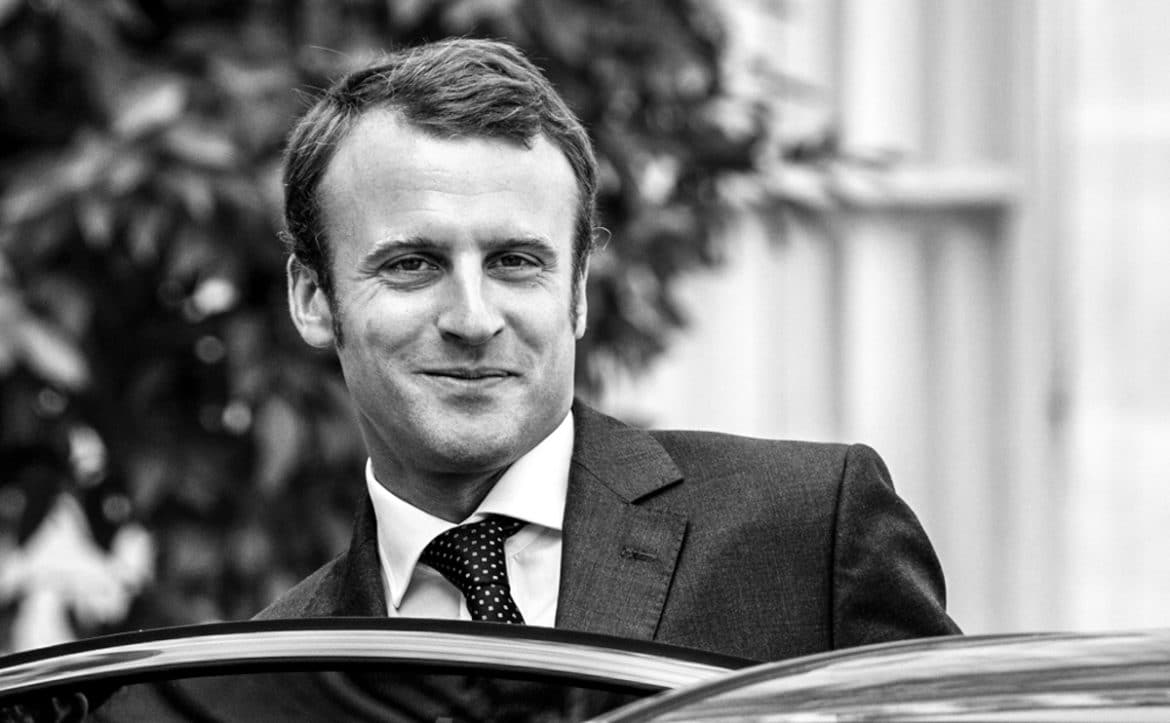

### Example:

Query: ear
xmin=572 ymin=260 xmax=589 ymax=339
xmin=287 ymin=257 xmax=336 ymax=348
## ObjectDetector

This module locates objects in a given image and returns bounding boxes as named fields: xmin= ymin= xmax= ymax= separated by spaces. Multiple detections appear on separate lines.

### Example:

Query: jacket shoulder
xmin=647 ymin=428 xmax=863 ymax=481
xmin=253 ymin=554 xmax=347 ymax=620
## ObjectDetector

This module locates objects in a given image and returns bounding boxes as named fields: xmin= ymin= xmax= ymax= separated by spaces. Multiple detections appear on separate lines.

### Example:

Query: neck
xmin=371 ymin=463 xmax=506 ymax=522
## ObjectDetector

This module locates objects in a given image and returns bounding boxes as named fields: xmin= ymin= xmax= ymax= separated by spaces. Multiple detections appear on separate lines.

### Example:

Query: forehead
xmin=318 ymin=110 xmax=578 ymax=254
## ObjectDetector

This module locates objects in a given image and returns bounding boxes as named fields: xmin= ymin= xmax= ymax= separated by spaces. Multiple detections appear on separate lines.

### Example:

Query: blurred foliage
xmin=0 ymin=0 xmax=840 ymax=629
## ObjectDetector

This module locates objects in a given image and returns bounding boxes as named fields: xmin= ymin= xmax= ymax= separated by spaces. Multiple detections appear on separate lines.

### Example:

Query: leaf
xmin=164 ymin=227 xmax=219 ymax=280
xmin=256 ymin=160 xmax=284 ymax=221
xmin=125 ymin=450 xmax=169 ymax=514
xmin=125 ymin=205 xmax=167 ymax=264
xmin=443 ymin=0 xmax=521 ymax=30
xmin=385 ymin=0 xmax=435 ymax=27
xmin=105 ymin=524 xmax=155 ymax=593
xmin=105 ymin=152 xmax=151 ymax=195
xmin=113 ymin=78 xmax=188 ymax=138
xmin=224 ymin=314 xmax=269 ymax=399
xmin=210 ymin=58 xmax=294 ymax=100
xmin=253 ymin=395 xmax=305 ymax=495
xmin=167 ymin=525 xmax=222 ymax=580
xmin=161 ymin=123 xmax=237 ymax=170
xmin=15 ymin=316 xmax=90 ymax=390
xmin=159 ymin=169 xmax=216 ymax=222
xmin=0 ymin=0 xmax=20 ymax=27
xmin=77 ymin=197 xmax=115 ymax=247
xmin=0 ymin=139 xmax=115 ymax=225
xmin=227 ymin=524 xmax=271 ymax=576
xmin=30 ymin=274 xmax=93 ymax=338
xmin=0 ymin=306 xmax=17 ymax=373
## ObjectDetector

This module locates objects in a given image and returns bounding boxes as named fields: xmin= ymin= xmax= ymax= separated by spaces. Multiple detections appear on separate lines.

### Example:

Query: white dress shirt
xmin=365 ymin=411 xmax=572 ymax=627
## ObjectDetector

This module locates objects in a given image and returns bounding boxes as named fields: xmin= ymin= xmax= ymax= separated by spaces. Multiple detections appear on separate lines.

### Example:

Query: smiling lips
xmin=423 ymin=368 xmax=516 ymax=381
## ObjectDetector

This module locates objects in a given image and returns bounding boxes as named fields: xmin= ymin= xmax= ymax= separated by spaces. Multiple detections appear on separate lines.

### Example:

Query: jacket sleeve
xmin=830 ymin=444 xmax=962 ymax=648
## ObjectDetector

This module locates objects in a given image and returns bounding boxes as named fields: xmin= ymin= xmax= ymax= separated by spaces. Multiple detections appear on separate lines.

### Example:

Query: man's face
xmin=289 ymin=110 xmax=586 ymax=491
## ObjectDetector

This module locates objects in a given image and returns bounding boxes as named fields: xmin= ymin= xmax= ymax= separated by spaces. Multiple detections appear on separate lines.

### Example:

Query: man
xmin=258 ymin=38 xmax=960 ymax=662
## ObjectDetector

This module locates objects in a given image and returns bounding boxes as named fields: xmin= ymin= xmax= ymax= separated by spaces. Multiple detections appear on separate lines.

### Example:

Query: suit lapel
xmin=556 ymin=403 xmax=687 ymax=641
xmin=334 ymin=496 xmax=388 ymax=616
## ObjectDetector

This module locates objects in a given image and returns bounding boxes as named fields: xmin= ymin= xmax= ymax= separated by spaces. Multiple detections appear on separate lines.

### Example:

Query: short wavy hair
xmin=281 ymin=38 xmax=599 ymax=305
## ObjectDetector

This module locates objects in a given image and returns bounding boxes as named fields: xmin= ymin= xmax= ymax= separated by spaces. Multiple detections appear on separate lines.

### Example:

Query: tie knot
xmin=420 ymin=515 xmax=525 ymax=593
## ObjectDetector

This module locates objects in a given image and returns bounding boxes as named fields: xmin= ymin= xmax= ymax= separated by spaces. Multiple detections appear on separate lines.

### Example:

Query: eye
xmin=384 ymin=256 xmax=439 ymax=273
xmin=489 ymin=252 xmax=543 ymax=280
xmin=494 ymin=253 xmax=538 ymax=269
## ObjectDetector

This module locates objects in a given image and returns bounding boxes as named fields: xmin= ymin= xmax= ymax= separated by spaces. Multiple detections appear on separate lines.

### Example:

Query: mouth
xmin=422 ymin=368 xmax=516 ymax=381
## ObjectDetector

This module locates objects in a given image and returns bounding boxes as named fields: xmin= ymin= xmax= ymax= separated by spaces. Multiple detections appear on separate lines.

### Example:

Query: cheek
xmin=517 ymin=300 xmax=574 ymax=346
xmin=531 ymin=313 xmax=581 ymax=376
xmin=333 ymin=319 xmax=410 ymax=386
xmin=351 ymin=297 xmax=426 ymax=346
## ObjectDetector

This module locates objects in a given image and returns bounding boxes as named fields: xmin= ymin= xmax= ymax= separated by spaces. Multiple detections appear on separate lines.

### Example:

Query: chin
xmin=429 ymin=430 xmax=527 ymax=474
xmin=414 ymin=399 xmax=565 ymax=473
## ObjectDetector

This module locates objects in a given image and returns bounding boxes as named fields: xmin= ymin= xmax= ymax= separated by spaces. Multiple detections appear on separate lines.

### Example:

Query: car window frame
xmin=0 ymin=618 xmax=751 ymax=705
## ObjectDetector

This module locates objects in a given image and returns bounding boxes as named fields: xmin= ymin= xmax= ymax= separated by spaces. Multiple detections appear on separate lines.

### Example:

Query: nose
xmin=436 ymin=266 xmax=504 ymax=346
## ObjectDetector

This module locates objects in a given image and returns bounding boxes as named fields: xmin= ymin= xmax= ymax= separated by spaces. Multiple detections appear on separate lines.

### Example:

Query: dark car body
xmin=597 ymin=629 xmax=1170 ymax=722
xmin=4 ymin=623 xmax=1169 ymax=721
xmin=0 ymin=618 xmax=747 ymax=721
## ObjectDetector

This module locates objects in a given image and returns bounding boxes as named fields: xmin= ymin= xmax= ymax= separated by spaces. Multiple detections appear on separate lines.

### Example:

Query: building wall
xmin=1062 ymin=0 xmax=1170 ymax=629
xmin=599 ymin=0 xmax=1170 ymax=634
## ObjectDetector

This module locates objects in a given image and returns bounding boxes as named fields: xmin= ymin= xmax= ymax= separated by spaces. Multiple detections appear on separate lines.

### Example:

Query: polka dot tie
xmin=420 ymin=515 xmax=526 ymax=624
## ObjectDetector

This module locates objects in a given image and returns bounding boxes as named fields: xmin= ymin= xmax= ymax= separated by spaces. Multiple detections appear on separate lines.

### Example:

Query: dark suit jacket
xmin=257 ymin=402 xmax=960 ymax=661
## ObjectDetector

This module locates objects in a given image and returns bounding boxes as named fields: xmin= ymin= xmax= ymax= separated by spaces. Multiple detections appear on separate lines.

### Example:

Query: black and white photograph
xmin=1 ymin=1 xmax=1168 ymax=720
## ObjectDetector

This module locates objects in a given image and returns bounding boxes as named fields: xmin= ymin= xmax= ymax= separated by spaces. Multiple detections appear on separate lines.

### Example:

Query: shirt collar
xmin=365 ymin=411 xmax=573 ymax=610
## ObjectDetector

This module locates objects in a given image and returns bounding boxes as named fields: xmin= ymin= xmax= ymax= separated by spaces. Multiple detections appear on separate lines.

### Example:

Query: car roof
xmin=597 ymin=629 xmax=1170 ymax=721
